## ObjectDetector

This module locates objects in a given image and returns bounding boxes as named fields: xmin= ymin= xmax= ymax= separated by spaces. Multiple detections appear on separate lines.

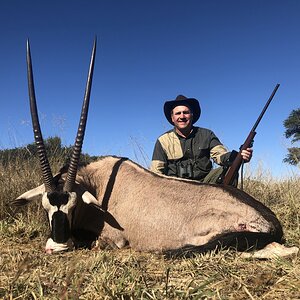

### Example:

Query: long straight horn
xmin=64 ymin=38 xmax=97 ymax=192
xmin=26 ymin=39 xmax=55 ymax=192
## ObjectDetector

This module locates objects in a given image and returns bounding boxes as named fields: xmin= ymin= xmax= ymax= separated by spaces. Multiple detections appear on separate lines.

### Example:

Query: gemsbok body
xmin=14 ymin=39 xmax=298 ymax=258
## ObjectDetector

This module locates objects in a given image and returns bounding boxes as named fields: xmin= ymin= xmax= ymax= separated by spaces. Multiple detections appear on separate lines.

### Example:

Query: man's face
xmin=171 ymin=105 xmax=193 ymax=130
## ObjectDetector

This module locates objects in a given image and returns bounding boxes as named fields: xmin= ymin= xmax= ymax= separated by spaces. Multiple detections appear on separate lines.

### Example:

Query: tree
xmin=283 ymin=108 xmax=300 ymax=165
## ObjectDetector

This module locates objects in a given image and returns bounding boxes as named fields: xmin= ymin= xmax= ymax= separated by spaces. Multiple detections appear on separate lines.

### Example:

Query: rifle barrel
xmin=223 ymin=83 xmax=280 ymax=186
xmin=251 ymin=83 xmax=280 ymax=132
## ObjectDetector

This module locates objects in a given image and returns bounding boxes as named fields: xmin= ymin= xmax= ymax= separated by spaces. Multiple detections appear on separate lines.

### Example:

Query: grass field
xmin=0 ymin=154 xmax=299 ymax=299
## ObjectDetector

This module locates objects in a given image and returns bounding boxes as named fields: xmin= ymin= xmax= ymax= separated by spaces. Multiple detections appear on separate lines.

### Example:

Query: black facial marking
xmin=47 ymin=191 xmax=69 ymax=208
xmin=51 ymin=211 xmax=71 ymax=243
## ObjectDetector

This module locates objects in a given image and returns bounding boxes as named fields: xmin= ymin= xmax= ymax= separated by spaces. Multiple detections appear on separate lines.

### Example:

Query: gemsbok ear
xmin=82 ymin=191 xmax=105 ymax=211
xmin=13 ymin=184 xmax=45 ymax=206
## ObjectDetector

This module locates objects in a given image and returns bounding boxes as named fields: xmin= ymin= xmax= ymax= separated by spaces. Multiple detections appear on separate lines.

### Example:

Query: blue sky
xmin=0 ymin=0 xmax=299 ymax=178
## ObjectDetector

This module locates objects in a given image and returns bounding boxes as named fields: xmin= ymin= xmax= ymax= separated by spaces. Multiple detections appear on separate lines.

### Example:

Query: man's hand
xmin=241 ymin=148 xmax=253 ymax=162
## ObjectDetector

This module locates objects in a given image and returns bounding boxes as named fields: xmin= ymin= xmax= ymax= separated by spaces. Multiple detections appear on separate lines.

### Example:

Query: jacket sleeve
xmin=210 ymin=144 xmax=230 ymax=165
xmin=150 ymin=139 xmax=167 ymax=174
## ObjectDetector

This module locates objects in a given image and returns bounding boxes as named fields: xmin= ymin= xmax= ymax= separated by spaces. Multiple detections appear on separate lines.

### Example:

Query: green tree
xmin=283 ymin=108 xmax=300 ymax=165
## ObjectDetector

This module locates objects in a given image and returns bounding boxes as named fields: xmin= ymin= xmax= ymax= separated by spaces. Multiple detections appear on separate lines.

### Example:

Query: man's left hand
xmin=241 ymin=148 xmax=253 ymax=162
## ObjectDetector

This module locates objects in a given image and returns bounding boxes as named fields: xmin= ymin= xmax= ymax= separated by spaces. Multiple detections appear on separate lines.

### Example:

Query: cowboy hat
xmin=163 ymin=95 xmax=201 ymax=125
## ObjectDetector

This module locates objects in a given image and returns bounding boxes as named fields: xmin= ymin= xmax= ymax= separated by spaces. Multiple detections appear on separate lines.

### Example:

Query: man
xmin=150 ymin=95 xmax=252 ymax=186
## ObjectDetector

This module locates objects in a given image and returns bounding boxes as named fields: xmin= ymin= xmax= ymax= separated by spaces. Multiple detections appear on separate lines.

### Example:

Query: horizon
xmin=0 ymin=0 xmax=299 ymax=179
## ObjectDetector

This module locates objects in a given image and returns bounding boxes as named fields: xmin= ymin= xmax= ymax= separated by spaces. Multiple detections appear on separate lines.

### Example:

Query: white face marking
xmin=42 ymin=192 xmax=77 ymax=229
xmin=45 ymin=237 xmax=74 ymax=254
xmin=41 ymin=191 xmax=77 ymax=253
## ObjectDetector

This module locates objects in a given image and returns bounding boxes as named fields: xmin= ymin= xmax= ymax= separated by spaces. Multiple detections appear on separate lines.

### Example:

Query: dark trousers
xmin=199 ymin=167 xmax=238 ymax=187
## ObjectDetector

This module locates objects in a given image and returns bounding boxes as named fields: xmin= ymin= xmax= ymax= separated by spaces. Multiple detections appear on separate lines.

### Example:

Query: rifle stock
xmin=222 ymin=131 xmax=256 ymax=185
xmin=222 ymin=83 xmax=280 ymax=186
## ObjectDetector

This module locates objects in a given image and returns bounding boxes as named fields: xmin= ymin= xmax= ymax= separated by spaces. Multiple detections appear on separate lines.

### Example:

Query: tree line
xmin=0 ymin=108 xmax=299 ymax=167
xmin=0 ymin=136 xmax=99 ymax=166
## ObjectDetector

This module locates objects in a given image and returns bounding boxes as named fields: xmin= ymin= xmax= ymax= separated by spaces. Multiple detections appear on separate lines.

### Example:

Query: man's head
xmin=171 ymin=105 xmax=194 ymax=132
xmin=164 ymin=95 xmax=201 ymax=126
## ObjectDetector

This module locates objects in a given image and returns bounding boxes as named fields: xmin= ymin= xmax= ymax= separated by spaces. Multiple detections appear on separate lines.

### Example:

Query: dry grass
xmin=0 ymin=155 xmax=299 ymax=299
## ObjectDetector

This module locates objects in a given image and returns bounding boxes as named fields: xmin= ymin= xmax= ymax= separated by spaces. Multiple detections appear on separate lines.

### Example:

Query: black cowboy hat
xmin=163 ymin=95 xmax=201 ymax=125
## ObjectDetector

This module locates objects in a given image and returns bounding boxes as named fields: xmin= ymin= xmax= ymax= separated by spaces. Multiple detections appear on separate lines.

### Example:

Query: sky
xmin=0 ymin=0 xmax=299 ymax=179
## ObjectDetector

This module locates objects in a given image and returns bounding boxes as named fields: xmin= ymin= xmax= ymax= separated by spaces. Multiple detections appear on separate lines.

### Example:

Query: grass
xmin=0 ymin=154 xmax=299 ymax=299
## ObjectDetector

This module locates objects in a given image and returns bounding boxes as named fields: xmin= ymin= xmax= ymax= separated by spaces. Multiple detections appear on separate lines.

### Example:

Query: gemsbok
xmin=13 ymin=39 xmax=299 ymax=259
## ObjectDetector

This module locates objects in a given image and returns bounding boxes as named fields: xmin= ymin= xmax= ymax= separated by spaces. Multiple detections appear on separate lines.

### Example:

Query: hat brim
xmin=163 ymin=98 xmax=201 ymax=125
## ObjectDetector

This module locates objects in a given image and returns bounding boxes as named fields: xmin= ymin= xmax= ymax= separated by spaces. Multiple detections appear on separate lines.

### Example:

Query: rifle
xmin=221 ymin=83 xmax=280 ymax=186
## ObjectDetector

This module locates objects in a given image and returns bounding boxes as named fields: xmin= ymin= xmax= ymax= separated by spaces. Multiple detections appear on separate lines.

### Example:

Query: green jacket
xmin=150 ymin=127 xmax=230 ymax=180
